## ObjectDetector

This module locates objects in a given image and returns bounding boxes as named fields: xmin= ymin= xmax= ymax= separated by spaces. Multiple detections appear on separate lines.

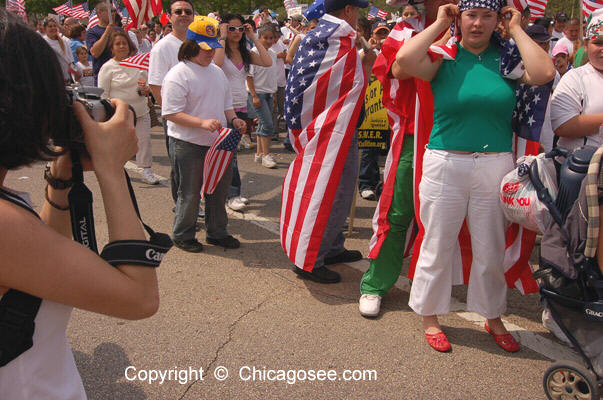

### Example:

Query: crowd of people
xmin=1 ymin=0 xmax=603 ymax=396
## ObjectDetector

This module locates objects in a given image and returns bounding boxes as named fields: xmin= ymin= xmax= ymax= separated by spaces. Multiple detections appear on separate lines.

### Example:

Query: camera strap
xmin=68 ymin=151 xmax=98 ymax=253
xmin=68 ymin=150 xmax=173 ymax=267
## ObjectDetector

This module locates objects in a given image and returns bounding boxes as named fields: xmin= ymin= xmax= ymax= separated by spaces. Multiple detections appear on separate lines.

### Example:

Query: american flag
xmin=508 ymin=0 xmax=548 ymax=21
xmin=122 ymin=0 xmax=162 ymax=29
xmin=368 ymin=5 xmax=388 ymax=20
xmin=201 ymin=128 xmax=242 ymax=198
xmin=119 ymin=52 xmax=150 ymax=70
xmin=369 ymin=20 xmax=542 ymax=294
xmin=70 ymin=3 xmax=90 ymax=19
xmin=53 ymin=1 xmax=74 ymax=17
xmin=369 ymin=16 xmax=431 ymax=261
xmin=6 ymin=0 xmax=26 ymax=19
xmin=87 ymin=9 xmax=99 ymax=29
xmin=281 ymin=14 xmax=366 ymax=271
xmin=122 ymin=15 xmax=132 ymax=26
xmin=583 ymin=0 xmax=603 ymax=16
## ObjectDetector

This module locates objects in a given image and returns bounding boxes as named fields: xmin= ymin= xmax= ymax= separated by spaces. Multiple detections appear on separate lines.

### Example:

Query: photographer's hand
xmin=74 ymin=99 xmax=137 ymax=177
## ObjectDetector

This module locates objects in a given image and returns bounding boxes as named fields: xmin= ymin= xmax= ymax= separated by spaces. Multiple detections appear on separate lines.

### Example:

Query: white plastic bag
xmin=500 ymin=154 xmax=558 ymax=233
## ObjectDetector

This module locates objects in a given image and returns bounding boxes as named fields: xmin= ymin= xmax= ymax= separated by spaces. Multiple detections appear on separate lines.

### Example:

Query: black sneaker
xmin=293 ymin=266 xmax=341 ymax=283
xmin=324 ymin=249 xmax=363 ymax=265
xmin=173 ymin=239 xmax=204 ymax=253
xmin=207 ymin=235 xmax=240 ymax=249
xmin=283 ymin=142 xmax=294 ymax=152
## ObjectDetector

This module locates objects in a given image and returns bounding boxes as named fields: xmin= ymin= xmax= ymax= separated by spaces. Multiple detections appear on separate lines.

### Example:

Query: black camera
xmin=56 ymin=85 xmax=137 ymax=150
xmin=53 ymin=85 xmax=116 ymax=150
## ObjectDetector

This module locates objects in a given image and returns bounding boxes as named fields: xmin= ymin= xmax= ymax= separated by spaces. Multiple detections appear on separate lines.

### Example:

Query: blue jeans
xmin=250 ymin=93 xmax=274 ymax=137
xmin=163 ymin=119 xmax=178 ymax=203
xmin=169 ymin=137 xmax=232 ymax=241
xmin=228 ymin=111 xmax=247 ymax=199
xmin=358 ymin=147 xmax=380 ymax=192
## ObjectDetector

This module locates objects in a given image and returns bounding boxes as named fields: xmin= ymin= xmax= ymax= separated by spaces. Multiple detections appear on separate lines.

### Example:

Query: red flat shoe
xmin=484 ymin=323 xmax=520 ymax=352
xmin=425 ymin=331 xmax=451 ymax=352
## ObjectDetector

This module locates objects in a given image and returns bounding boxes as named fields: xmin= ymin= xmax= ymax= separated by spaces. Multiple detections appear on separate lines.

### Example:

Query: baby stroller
xmin=530 ymin=145 xmax=603 ymax=399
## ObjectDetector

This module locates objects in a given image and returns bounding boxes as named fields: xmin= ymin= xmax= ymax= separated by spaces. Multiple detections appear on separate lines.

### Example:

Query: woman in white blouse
xmin=550 ymin=10 xmax=603 ymax=149
xmin=98 ymin=31 xmax=160 ymax=185
xmin=43 ymin=18 xmax=80 ymax=83
xmin=213 ymin=13 xmax=272 ymax=211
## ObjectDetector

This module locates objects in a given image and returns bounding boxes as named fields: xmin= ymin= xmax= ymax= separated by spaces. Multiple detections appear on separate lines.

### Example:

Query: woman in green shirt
xmin=394 ymin=0 xmax=555 ymax=353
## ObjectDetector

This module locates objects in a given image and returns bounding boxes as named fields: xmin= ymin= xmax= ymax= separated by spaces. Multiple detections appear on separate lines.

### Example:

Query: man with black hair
xmin=86 ymin=1 xmax=122 ymax=83
xmin=149 ymin=0 xmax=194 ymax=203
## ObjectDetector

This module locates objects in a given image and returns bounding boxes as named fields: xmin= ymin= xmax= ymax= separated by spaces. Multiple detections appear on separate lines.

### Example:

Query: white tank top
xmin=0 ymin=189 xmax=86 ymax=399
xmin=220 ymin=56 xmax=248 ymax=109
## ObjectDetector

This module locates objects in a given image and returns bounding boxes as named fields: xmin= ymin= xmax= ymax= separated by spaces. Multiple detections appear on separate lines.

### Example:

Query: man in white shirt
xmin=552 ymin=18 xmax=581 ymax=62
xmin=550 ymin=10 xmax=603 ymax=150
xmin=148 ymin=0 xmax=194 ymax=202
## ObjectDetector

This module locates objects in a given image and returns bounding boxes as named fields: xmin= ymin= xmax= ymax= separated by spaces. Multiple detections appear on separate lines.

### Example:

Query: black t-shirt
xmin=85 ymin=25 xmax=123 ymax=78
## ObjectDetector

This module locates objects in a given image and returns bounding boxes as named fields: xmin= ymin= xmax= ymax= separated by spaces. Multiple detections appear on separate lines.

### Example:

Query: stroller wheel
xmin=543 ymin=361 xmax=600 ymax=400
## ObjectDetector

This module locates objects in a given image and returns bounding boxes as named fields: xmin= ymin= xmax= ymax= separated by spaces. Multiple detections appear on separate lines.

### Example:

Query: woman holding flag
xmin=98 ymin=31 xmax=160 ymax=185
xmin=162 ymin=17 xmax=246 ymax=253
xmin=395 ymin=0 xmax=554 ymax=352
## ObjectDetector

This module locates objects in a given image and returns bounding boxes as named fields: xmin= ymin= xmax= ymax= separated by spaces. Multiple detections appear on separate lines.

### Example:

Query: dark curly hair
xmin=0 ymin=9 xmax=67 ymax=169
xmin=222 ymin=13 xmax=252 ymax=72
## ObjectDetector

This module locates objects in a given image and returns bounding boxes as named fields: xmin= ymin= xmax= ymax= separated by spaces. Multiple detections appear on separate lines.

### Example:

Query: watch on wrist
xmin=44 ymin=165 xmax=73 ymax=190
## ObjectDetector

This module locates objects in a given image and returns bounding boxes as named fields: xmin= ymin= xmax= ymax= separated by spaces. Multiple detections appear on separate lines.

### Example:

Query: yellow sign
xmin=358 ymin=74 xmax=390 ymax=150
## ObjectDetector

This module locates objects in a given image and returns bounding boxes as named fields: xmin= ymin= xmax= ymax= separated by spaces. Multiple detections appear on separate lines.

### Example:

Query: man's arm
xmin=89 ymin=24 xmax=115 ymax=59
xmin=149 ymin=85 xmax=162 ymax=105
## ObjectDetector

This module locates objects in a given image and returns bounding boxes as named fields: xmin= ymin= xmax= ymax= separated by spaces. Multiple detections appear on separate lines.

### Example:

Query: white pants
xmin=409 ymin=149 xmax=514 ymax=318
xmin=135 ymin=113 xmax=152 ymax=168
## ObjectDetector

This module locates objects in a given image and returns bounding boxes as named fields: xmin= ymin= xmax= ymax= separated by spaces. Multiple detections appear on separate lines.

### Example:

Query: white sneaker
xmin=262 ymin=154 xmax=277 ymax=169
xmin=359 ymin=294 xmax=382 ymax=317
xmin=238 ymin=196 xmax=249 ymax=204
xmin=254 ymin=154 xmax=263 ymax=163
xmin=141 ymin=168 xmax=160 ymax=185
xmin=360 ymin=189 xmax=376 ymax=200
xmin=227 ymin=197 xmax=246 ymax=211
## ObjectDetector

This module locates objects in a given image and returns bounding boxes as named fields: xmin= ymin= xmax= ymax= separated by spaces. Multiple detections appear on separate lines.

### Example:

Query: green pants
xmin=360 ymin=135 xmax=415 ymax=296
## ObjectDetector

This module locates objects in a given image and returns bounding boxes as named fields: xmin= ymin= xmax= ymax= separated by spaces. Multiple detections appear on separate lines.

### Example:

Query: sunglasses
xmin=172 ymin=9 xmax=193 ymax=15
xmin=228 ymin=26 xmax=245 ymax=32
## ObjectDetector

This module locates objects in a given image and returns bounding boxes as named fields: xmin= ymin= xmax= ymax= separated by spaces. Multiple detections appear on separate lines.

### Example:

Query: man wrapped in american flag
xmin=281 ymin=0 xmax=370 ymax=283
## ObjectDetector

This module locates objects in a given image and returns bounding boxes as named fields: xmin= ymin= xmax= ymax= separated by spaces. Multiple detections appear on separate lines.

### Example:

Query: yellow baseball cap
xmin=186 ymin=16 xmax=222 ymax=50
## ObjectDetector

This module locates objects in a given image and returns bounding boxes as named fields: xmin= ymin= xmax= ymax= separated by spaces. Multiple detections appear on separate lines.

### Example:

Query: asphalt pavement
xmin=4 ymin=123 xmax=576 ymax=400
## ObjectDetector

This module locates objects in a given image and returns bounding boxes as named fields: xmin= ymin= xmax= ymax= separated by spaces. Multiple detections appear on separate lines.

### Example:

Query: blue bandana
xmin=458 ymin=0 xmax=503 ymax=12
